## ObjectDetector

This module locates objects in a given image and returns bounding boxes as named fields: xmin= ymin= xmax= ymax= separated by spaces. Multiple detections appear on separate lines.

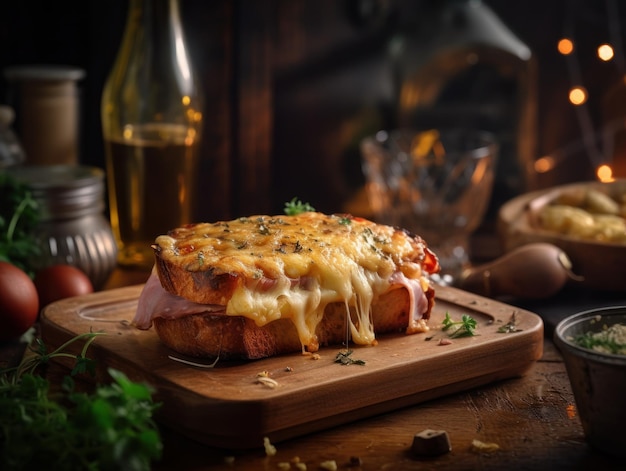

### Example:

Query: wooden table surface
xmin=3 ymin=266 xmax=625 ymax=470
xmin=109 ymin=267 xmax=625 ymax=470
xmin=155 ymin=340 xmax=609 ymax=471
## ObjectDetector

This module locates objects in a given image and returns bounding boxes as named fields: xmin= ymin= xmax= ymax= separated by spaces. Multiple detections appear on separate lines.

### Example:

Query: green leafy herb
xmin=573 ymin=332 xmax=622 ymax=354
xmin=573 ymin=324 xmax=626 ymax=355
xmin=441 ymin=312 xmax=478 ymax=338
xmin=334 ymin=350 xmax=366 ymax=366
xmin=284 ymin=197 xmax=315 ymax=215
xmin=0 ymin=332 xmax=162 ymax=471
xmin=0 ymin=174 xmax=42 ymax=277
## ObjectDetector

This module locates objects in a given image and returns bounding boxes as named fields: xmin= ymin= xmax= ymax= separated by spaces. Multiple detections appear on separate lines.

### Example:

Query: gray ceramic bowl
xmin=554 ymin=307 xmax=626 ymax=457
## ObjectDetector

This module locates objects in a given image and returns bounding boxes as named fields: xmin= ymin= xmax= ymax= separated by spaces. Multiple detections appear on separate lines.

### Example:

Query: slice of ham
xmin=133 ymin=271 xmax=225 ymax=329
xmin=389 ymin=271 xmax=431 ymax=333
xmin=133 ymin=270 xmax=430 ymax=333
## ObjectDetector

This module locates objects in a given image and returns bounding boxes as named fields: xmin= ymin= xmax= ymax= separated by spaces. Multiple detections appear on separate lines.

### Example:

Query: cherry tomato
xmin=34 ymin=264 xmax=94 ymax=307
xmin=0 ymin=261 xmax=39 ymax=342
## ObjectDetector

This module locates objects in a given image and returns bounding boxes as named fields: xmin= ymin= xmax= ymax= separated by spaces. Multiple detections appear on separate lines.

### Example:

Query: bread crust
xmin=153 ymin=287 xmax=426 ymax=359
xmin=155 ymin=256 xmax=241 ymax=306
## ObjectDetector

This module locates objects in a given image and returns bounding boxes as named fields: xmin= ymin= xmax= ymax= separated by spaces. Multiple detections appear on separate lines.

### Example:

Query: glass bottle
xmin=101 ymin=0 xmax=203 ymax=269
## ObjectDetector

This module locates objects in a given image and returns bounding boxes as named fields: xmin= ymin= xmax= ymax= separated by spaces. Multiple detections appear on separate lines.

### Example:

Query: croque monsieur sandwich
xmin=133 ymin=212 xmax=440 ymax=359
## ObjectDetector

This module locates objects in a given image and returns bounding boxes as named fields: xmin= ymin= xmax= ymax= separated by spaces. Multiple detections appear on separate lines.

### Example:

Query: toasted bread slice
xmin=152 ymin=287 xmax=424 ymax=359
xmin=136 ymin=212 xmax=439 ymax=359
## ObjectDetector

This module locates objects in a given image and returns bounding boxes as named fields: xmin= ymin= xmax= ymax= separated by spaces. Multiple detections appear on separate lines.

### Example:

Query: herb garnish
xmin=497 ymin=313 xmax=522 ymax=333
xmin=334 ymin=350 xmax=366 ymax=366
xmin=441 ymin=312 xmax=478 ymax=338
xmin=0 ymin=332 xmax=162 ymax=470
xmin=258 ymin=222 xmax=271 ymax=235
xmin=197 ymin=251 xmax=205 ymax=265
xmin=284 ymin=197 xmax=315 ymax=215
xmin=573 ymin=324 xmax=626 ymax=355
xmin=0 ymin=174 xmax=42 ymax=277
xmin=361 ymin=227 xmax=389 ymax=259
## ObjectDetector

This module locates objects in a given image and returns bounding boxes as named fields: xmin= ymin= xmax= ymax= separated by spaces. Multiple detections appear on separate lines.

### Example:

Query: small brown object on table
xmin=411 ymin=429 xmax=452 ymax=456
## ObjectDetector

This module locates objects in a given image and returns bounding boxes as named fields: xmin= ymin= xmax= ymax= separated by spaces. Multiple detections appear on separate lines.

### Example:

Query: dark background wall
xmin=0 ymin=0 xmax=623 ymax=221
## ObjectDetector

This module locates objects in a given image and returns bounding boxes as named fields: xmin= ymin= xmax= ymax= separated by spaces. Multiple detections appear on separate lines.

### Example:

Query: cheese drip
xmin=227 ymin=264 xmax=389 ymax=352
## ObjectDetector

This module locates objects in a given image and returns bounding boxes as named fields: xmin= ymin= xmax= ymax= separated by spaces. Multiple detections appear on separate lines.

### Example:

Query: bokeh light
xmin=597 ymin=44 xmax=614 ymax=61
xmin=569 ymin=87 xmax=588 ymax=105
xmin=596 ymin=164 xmax=615 ymax=182
xmin=534 ymin=156 xmax=556 ymax=174
xmin=558 ymin=38 xmax=574 ymax=55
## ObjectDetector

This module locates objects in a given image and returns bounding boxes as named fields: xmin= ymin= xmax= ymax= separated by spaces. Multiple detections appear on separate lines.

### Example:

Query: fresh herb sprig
xmin=334 ymin=349 xmax=366 ymax=366
xmin=441 ymin=312 xmax=478 ymax=338
xmin=0 ymin=333 xmax=162 ymax=471
xmin=2 ymin=332 xmax=102 ymax=383
xmin=284 ymin=197 xmax=315 ymax=215
xmin=0 ymin=174 xmax=42 ymax=277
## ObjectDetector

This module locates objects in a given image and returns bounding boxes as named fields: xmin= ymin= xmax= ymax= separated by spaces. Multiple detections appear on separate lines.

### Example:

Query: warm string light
xmin=597 ymin=164 xmax=615 ymax=182
xmin=542 ymin=1 xmax=625 ymax=182
xmin=558 ymin=38 xmax=574 ymax=55
xmin=598 ymin=44 xmax=615 ymax=61
xmin=568 ymin=86 xmax=587 ymax=105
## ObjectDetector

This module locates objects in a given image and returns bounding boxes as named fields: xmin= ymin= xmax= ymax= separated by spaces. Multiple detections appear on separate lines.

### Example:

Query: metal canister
xmin=5 ymin=165 xmax=118 ymax=289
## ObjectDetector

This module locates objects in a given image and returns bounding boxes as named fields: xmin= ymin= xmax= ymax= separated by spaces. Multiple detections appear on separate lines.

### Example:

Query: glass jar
xmin=3 ymin=65 xmax=85 ymax=166
xmin=4 ymin=165 xmax=118 ymax=289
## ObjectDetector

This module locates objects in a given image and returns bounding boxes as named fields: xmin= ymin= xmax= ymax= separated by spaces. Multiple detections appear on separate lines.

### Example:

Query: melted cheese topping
xmin=155 ymin=212 xmax=437 ymax=351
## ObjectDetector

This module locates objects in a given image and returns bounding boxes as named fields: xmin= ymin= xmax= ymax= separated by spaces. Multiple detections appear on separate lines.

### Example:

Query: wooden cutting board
xmin=40 ymin=284 xmax=543 ymax=449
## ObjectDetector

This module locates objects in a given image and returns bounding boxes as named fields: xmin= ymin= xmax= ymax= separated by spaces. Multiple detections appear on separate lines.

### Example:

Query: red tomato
xmin=34 ymin=264 xmax=94 ymax=307
xmin=0 ymin=261 xmax=39 ymax=342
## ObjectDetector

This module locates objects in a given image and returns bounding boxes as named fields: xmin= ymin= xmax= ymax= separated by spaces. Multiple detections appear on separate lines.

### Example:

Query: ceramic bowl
xmin=554 ymin=307 xmax=626 ymax=456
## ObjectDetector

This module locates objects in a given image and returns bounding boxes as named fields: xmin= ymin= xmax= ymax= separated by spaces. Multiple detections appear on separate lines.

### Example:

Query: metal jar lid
xmin=4 ymin=65 xmax=86 ymax=84
xmin=3 ymin=165 xmax=105 ymax=220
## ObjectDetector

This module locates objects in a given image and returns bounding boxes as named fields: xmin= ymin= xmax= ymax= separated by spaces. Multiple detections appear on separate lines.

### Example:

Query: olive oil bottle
xmin=101 ymin=0 xmax=203 ymax=268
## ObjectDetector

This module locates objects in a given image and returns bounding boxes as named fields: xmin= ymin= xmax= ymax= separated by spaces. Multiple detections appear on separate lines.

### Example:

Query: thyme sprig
xmin=334 ymin=349 xmax=366 ymax=366
xmin=441 ymin=312 xmax=478 ymax=338
xmin=2 ymin=332 xmax=102 ymax=384
xmin=284 ymin=197 xmax=315 ymax=215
